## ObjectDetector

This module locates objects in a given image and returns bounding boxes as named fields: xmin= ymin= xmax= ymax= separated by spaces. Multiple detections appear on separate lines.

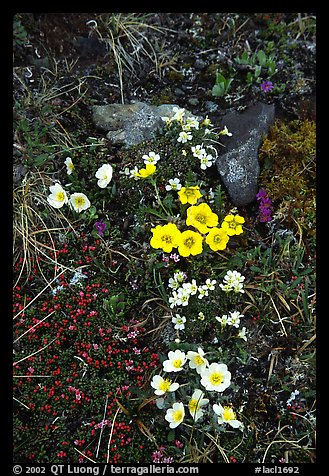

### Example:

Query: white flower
xmin=95 ymin=164 xmax=113 ymax=188
xmin=163 ymin=349 xmax=187 ymax=373
xmin=47 ymin=183 xmax=68 ymax=209
xmin=151 ymin=375 xmax=179 ymax=395
xmin=204 ymin=278 xmax=216 ymax=291
xmin=220 ymin=270 xmax=245 ymax=293
xmin=173 ymin=271 xmax=186 ymax=283
xmin=188 ymin=389 xmax=209 ymax=422
xmin=161 ymin=116 xmax=172 ymax=126
xmin=64 ymin=157 xmax=74 ymax=175
xmin=184 ymin=117 xmax=199 ymax=130
xmin=213 ymin=403 xmax=242 ymax=428
xmin=129 ymin=166 xmax=140 ymax=180
xmin=69 ymin=192 xmax=91 ymax=213
xmin=200 ymin=154 xmax=214 ymax=170
xmin=191 ymin=145 xmax=206 ymax=158
xmin=229 ymin=311 xmax=244 ymax=328
xmin=177 ymin=287 xmax=190 ymax=306
xmin=237 ymin=327 xmax=247 ymax=341
xmin=182 ymin=279 xmax=198 ymax=295
xmin=200 ymin=362 xmax=231 ymax=392
xmin=177 ymin=131 xmax=192 ymax=143
xmin=187 ymin=348 xmax=209 ymax=375
xmin=172 ymin=106 xmax=185 ymax=122
xmin=165 ymin=178 xmax=182 ymax=191
xmin=198 ymin=311 xmax=205 ymax=321
xmin=197 ymin=286 xmax=208 ymax=299
xmin=168 ymin=278 xmax=180 ymax=290
xmin=219 ymin=125 xmax=233 ymax=137
xmin=169 ymin=291 xmax=181 ymax=308
xmin=215 ymin=314 xmax=229 ymax=327
xmin=201 ymin=115 xmax=212 ymax=126
xmin=172 ymin=314 xmax=186 ymax=330
xmin=165 ymin=402 xmax=185 ymax=428
xmin=142 ymin=151 xmax=160 ymax=165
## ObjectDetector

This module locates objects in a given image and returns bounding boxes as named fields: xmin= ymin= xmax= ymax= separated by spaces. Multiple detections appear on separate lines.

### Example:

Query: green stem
xmin=151 ymin=179 xmax=171 ymax=217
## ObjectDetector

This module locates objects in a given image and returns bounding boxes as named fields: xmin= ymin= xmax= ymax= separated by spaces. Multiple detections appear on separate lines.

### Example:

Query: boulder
xmin=215 ymin=102 xmax=275 ymax=206
xmin=92 ymin=101 xmax=196 ymax=147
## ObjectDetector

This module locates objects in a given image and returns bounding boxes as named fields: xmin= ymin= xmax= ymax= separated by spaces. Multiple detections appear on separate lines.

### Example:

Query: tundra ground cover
xmin=13 ymin=13 xmax=316 ymax=465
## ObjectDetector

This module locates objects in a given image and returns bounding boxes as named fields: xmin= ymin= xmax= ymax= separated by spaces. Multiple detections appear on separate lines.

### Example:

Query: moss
xmin=258 ymin=119 xmax=316 ymax=243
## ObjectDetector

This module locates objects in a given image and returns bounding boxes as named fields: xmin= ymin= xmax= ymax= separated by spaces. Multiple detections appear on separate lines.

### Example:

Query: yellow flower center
xmin=209 ymin=372 xmax=224 ymax=386
xmin=172 ymin=359 xmax=182 ymax=368
xmin=162 ymin=234 xmax=172 ymax=243
xmin=75 ymin=197 xmax=85 ymax=206
xmin=172 ymin=409 xmax=183 ymax=422
xmin=188 ymin=399 xmax=199 ymax=413
xmin=228 ymin=221 xmax=237 ymax=229
xmin=194 ymin=355 xmax=204 ymax=366
xmin=159 ymin=379 xmax=172 ymax=392
xmin=56 ymin=192 xmax=65 ymax=201
xmin=195 ymin=213 xmax=206 ymax=223
xmin=184 ymin=237 xmax=195 ymax=248
xmin=223 ymin=407 xmax=236 ymax=421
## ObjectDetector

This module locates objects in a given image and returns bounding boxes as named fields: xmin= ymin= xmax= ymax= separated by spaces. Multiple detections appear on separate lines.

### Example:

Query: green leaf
xmin=254 ymin=64 xmax=262 ymax=78
xmin=257 ymin=50 xmax=267 ymax=67
xmin=212 ymin=83 xmax=225 ymax=97
xmin=215 ymin=72 xmax=226 ymax=84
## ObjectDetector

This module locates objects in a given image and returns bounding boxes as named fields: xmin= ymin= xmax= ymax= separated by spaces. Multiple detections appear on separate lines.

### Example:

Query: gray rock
xmin=92 ymin=101 xmax=197 ymax=147
xmin=215 ymin=102 xmax=275 ymax=206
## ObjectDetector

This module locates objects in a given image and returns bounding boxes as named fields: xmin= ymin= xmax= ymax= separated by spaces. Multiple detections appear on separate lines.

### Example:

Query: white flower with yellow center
xmin=177 ymin=131 xmax=192 ymax=143
xmin=213 ymin=403 xmax=243 ymax=429
xmin=191 ymin=144 xmax=206 ymax=159
xmin=151 ymin=375 xmax=179 ymax=395
xmin=64 ymin=157 xmax=74 ymax=175
xmin=47 ymin=183 xmax=68 ymax=209
xmin=172 ymin=314 xmax=186 ymax=330
xmin=177 ymin=287 xmax=190 ymax=306
xmin=200 ymin=362 xmax=231 ymax=392
xmin=200 ymin=154 xmax=214 ymax=170
xmin=69 ymin=192 xmax=91 ymax=213
xmin=237 ymin=327 xmax=247 ymax=341
xmin=165 ymin=178 xmax=182 ymax=191
xmin=219 ymin=125 xmax=233 ymax=137
xmin=95 ymin=164 xmax=113 ymax=188
xmin=187 ymin=347 xmax=209 ymax=375
xmin=172 ymin=106 xmax=185 ymax=122
xmin=163 ymin=349 xmax=187 ymax=373
xmin=142 ymin=151 xmax=160 ymax=165
xmin=188 ymin=389 xmax=209 ymax=422
xmin=165 ymin=402 xmax=185 ymax=428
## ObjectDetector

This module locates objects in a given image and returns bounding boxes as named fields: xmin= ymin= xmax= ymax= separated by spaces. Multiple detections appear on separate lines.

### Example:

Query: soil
xmin=13 ymin=12 xmax=316 ymax=123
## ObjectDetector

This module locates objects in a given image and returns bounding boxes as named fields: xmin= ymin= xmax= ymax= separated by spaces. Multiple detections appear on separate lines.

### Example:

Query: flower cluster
xmin=126 ymin=151 xmax=159 ymax=180
xmin=161 ymin=106 xmax=232 ymax=172
xmin=256 ymin=188 xmax=273 ymax=223
xmin=151 ymin=347 xmax=243 ymax=430
xmin=168 ymin=273 xmax=217 ymax=310
xmin=47 ymin=162 xmax=113 ymax=213
xmin=219 ymin=270 xmax=245 ymax=294
xmin=150 ymin=207 xmax=245 ymax=257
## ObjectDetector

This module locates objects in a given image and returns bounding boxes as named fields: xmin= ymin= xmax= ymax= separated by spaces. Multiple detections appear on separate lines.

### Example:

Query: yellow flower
xmin=150 ymin=223 xmax=181 ymax=253
xmin=136 ymin=163 xmax=156 ymax=179
xmin=186 ymin=203 xmax=218 ymax=234
xmin=221 ymin=214 xmax=245 ymax=236
xmin=178 ymin=186 xmax=202 ymax=205
xmin=205 ymin=227 xmax=229 ymax=251
xmin=178 ymin=230 xmax=203 ymax=257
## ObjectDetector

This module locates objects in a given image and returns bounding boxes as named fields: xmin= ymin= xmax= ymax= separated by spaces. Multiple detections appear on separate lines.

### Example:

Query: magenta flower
xmin=94 ymin=220 xmax=107 ymax=236
xmin=260 ymin=81 xmax=274 ymax=92
xmin=256 ymin=189 xmax=273 ymax=222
